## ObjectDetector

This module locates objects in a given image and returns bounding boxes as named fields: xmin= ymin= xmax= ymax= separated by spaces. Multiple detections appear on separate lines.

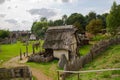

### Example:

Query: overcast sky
xmin=0 ymin=0 xmax=120 ymax=31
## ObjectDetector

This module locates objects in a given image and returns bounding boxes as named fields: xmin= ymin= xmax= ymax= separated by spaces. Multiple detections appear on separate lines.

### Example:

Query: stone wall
xmin=0 ymin=66 xmax=32 ymax=80
xmin=62 ymin=36 xmax=120 ymax=79
xmin=28 ymin=53 xmax=54 ymax=63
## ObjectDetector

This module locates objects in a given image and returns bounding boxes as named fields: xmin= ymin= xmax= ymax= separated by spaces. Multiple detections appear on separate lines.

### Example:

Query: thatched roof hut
xmin=43 ymin=25 xmax=79 ymax=60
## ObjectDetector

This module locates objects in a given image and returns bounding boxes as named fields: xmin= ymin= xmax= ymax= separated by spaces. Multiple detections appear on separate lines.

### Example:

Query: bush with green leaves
xmin=86 ymin=19 xmax=103 ymax=35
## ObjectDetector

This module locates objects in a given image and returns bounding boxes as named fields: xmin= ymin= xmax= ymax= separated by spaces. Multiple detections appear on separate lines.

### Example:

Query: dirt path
xmin=2 ymin=56 xmax=52 ymax=80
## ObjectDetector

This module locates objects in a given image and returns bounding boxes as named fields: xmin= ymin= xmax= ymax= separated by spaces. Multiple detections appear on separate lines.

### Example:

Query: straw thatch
xmin=43 ymin=25 xmax=77 ymax=51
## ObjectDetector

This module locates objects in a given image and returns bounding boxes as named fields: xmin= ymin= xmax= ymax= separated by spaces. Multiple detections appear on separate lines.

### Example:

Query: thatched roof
xmin=43 ymin=25 xmax=77 ymax=50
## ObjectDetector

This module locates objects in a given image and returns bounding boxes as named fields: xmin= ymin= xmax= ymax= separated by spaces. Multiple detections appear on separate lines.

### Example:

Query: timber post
xmin=78 ymin=73 xmax=79 ymax=80
xmin=57 ymin=71 xmax=60 ymax=80
xmin=20 ymin=48 xmax=22 ymax=60
xmin=26 ymin=45 xmax=28 ymax=57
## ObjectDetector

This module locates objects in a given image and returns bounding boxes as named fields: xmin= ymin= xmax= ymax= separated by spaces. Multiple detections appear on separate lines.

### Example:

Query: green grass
xmin=0 ymin=41 xmax=44 ymax=66
xmin=26 ymin=60 xmax=58 ymax=80
xmin=92 ymin=34 xmax=110 ymax=41
xmin=67 ymin=44 xmax=120 ymax=80
xmin=32 ymin=76 xmax=37 ymax=80
xmin=0 ymin=42 xmax=30 ymax=66
xmin=79 ymin=44 xmax=92 ymax=56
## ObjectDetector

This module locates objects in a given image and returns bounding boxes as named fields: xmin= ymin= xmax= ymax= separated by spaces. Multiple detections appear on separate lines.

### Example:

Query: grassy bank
xmin=67 ymin=44 xmax=120 ymax=80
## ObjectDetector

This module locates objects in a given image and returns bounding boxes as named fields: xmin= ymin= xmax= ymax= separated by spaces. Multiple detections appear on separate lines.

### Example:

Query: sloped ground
xmin=67 ymin=44 xmax=120 ymax=80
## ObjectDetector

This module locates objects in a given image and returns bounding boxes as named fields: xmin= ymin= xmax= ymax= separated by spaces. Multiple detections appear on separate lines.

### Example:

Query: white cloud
xmin=0 ymin=0 xmax=5 ymax=4
xmin=0 ymin=14 xmax=6 ymax=18
xmin=5 ymin=19 xmax=17 ymax=24
xmin=0 ymin=0 xmax=120 ymax=31
xmin=28 ymin=8 xmax=57 ymax=18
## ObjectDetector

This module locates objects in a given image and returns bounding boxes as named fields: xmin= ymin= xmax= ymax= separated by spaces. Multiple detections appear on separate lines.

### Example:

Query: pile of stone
xmin=28 ymin=53 xmax=54 ymax=63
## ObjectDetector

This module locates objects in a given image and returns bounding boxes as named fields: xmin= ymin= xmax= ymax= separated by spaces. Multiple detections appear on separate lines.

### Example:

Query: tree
xmin=97 ymin=13 xmax=109 ymax=28
xmin=106 ymin=1 xmax=120 ymax=35
xmin=62 ymin=14 xmax=67 ymax=25
xmin=40 ymin=17 xmax=47 ymax=22
xmin=67 ymin=13 xmax=86 ymax=31
xmin=53 ymin=19 xmax=64 ymax=26
xmin=31 ymin=21 xmax=37 ymax=33
xmin=0 ymin=30 xmax=10 ymax=39
xmin=73 ymin=22 xmax=84 ymax=33
xmin=86 ymin=19 xmax=103 ymax=35
xmin=31 ymin=21 xmax=48 ymax=39
xmin=85 ymin=11 xmax=97 ymax=25
xmin=48 ymin=20 xmax=54 ymax=26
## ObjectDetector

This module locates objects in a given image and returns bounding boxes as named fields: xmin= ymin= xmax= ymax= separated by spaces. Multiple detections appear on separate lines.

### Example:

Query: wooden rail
xmin=57 ymin=68 xmax=120 ymax=80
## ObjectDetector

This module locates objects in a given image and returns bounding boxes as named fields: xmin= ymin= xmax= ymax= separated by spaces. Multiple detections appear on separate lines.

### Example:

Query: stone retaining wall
xmin=0 ymin=66 xmax=32 ymax=80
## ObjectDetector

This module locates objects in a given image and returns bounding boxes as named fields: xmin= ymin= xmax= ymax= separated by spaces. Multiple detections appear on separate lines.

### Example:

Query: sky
xmin=0 ymin=0 xmax=120 ymax=31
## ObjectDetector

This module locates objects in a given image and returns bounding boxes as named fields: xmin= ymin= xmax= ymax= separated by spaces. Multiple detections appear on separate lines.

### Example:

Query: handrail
xmin=56 ymin=68 xmax=120 ymax=80
xmin=57 ymin=68 xmax=120 ymax=73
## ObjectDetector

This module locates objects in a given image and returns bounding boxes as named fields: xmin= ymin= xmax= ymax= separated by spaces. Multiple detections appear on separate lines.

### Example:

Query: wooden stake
xmin=78 ymin=73 xmax=79 ymax=80
xmin=57 ymin=71 xmax=60 ymax=80
xmin=20 ymin=48 xmax=22 ymax=60
xmin=26 ymin=45 xmax=28 ymax=57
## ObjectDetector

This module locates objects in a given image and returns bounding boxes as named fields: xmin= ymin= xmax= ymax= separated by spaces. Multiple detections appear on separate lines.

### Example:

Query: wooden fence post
xmin=20 ymin=48 xmax=22 ymax=60
xmin=57 ymin=71 xmax=60 ymax=80
xmin=26 ymin=45 xmax=28 ymax=57
xmin=78 ymin=73 xmax=79 ymax=80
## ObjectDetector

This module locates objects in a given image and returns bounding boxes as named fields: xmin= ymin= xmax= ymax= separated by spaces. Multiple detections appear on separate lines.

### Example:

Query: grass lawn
xmin=66 ymin=44 xmax=120 ymax=80
xmin=0 ymin=41 xmax=44 ymax=66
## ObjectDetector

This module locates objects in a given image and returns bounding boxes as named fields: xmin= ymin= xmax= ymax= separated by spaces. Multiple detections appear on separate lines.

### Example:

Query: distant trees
xmin=31 ymin=21 xmax=48 ymax=39
xmin=85 ymin=11 xmax=97 ymax=25
xmin=67 ymin=13 xmax=86 ymax=33
xmin=106 ymin=1 xmax=120 ymax=35
xmin=0 ymin=30 xmax=10 ymax=39
xmin=86 ymin=19 xmax=103 ymax=35
xmin=40 ymin=17 xmax=47 ymax=22
xmin=53 ymin=19 xmax=64 ymax=26
xmin=31 ymin=1 xmax=120 ymax=38
xmin=62 ymin=14 xmax=67 ymax=25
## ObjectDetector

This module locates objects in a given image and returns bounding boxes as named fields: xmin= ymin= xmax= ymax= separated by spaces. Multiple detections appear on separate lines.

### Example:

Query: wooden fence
xmin=57 ymin=68 xmax=120 ymax=80
xmin=62 ymin=36 xmax=120 ymax=79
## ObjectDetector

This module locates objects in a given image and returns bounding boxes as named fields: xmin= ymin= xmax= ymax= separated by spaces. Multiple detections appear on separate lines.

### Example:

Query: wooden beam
xmin=57 ymin=68 xmax=120 ymax=74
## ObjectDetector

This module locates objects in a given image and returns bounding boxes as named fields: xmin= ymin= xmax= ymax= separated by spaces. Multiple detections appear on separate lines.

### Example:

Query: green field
xmin=0 ymin=41 xmax=43 ymax=66
xmin=0 ymin=42 xmax=31 ymax=66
